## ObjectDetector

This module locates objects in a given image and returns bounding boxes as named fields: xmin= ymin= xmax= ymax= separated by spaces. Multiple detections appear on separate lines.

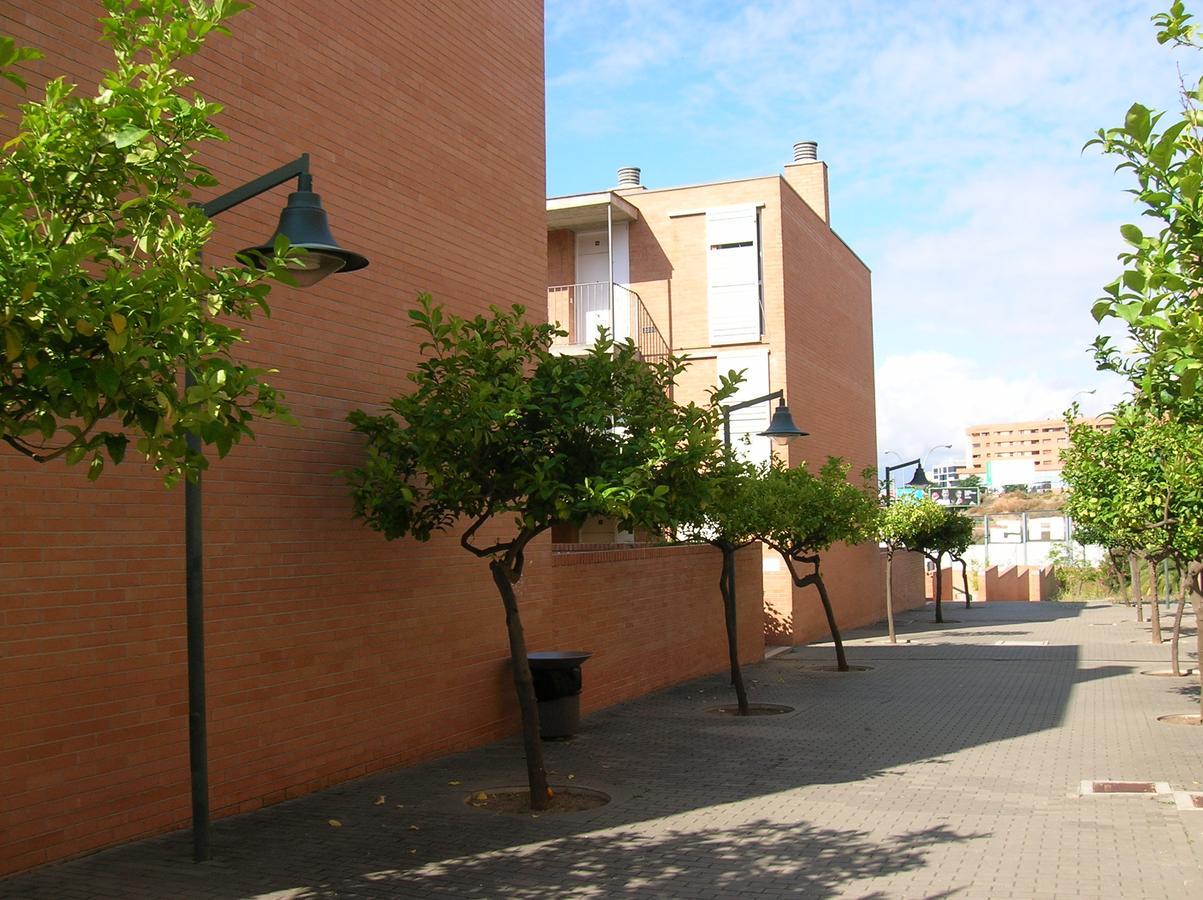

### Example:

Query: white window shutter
xmin=707 ymin=205 xmax=761 ymax=345
xmin=718 ymin=348 xmax=772 ymax=468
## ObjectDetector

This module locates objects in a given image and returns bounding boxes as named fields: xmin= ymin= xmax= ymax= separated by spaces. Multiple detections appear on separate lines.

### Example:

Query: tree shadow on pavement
xmin=290 ymin=819 xmax=985 ymax=899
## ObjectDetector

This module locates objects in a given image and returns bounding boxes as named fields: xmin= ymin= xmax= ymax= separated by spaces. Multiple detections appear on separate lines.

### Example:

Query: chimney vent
xmin=616 ymin=166 xmax=642 ymax=188
xmin=792 ymin=141 xmax=819 ymax=163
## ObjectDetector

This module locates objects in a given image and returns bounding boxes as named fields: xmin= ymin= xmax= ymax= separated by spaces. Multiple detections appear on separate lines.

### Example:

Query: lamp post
xmin=186 ymin=154 xmax=367 ymax=862
xmin=719 ymin=389 xmax=806 ymax=651
xmin=722 ymin=390 xmax=808 ymax=449
xmin=883 ymin=457 xmax=921 ymax=503
xmin=917 ymin=443 xmax=953 ymax=490
xmin=883 ymin=444 xmax=952 ymax=503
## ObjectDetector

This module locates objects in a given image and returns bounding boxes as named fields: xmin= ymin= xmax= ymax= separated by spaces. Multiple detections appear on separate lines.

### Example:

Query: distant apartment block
xmin=959 ymin=416 xmax=1109 ymax=483
xmin=930 ymin=462 xmax=965 ymax=488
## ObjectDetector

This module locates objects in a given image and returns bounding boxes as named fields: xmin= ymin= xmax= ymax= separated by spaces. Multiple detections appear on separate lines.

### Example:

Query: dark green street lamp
xmin=722 ymin=389 xmax=807 ymax=448
xmin=185 ymin=154 xmax=367 ymax=862
xmin=719 ymin=389 xmax=807 ymax=645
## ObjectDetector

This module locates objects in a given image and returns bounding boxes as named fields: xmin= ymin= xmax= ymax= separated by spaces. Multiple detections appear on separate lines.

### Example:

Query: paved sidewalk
xmin=2 ymin=601 xmax=1200 ymax=899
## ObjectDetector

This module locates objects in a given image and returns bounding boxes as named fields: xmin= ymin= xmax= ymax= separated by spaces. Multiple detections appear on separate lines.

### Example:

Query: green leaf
xmin=1124 ymin=103 xmax=1153 ymax=141
xmin=4 ymin=328 xmax=21 ymax=362
xmin=111 ymin=125 xmax=150 ymax=148
xmin=105 ymin=328 xmax=128 ymax=352
xmin=104 ymin=433 xmax=128 ymax=465
xmin=1120 ymin=223 xmax=1144 ymax=246
xmin=1116 ymin=302 xmax=1144 ymax=325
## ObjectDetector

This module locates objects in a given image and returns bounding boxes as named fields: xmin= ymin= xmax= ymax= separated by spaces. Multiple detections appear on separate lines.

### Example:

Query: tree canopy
xmin=877 ymin=496 xmax=947 ymax=557
xmin=751 ymin=457 xmax=878 ymax=561
xmin=346 ymin=295 xmax=735 ymax=800
xmin=1087 ymin=1 xmax=1203 ymax=411
xmin=1 ymin=0 xmax=291 ymax=485
xmin=1062 ymin=405 xmax=1203 ymax=564
xmin=347 ymin=296 xmax=732 ymax=550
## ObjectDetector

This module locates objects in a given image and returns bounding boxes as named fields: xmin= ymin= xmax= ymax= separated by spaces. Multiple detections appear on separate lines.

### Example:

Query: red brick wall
xmin=545 ymin=544 xmax=764 ymax=710
xmin=767 ymin=549 xmax=927 ymax=643
xmin=887 ymin=551 xmax=928 ymax=613
xmin=778 ymin=179 xmax=882 ymax=643
xmin=0 ymin=0 xmax=552 ymax=875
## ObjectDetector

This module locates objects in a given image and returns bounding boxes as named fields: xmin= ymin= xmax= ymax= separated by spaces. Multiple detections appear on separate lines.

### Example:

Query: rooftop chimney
xmin=784 ymin=140 xmax=828 ymax=223
xmin=616 ymin=166 xmax=642 ymax=189
xmin=792 ymin=140 xmax=819 ymax=163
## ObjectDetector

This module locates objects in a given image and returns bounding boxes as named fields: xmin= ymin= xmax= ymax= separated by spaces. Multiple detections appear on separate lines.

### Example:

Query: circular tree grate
xmin=1157 ymin=714 xmax=1203 ymax=726
xmin=705 ymin=702 xmax=795 ymax=716
xmin=465 ymin=785 xmax=610 ymax=814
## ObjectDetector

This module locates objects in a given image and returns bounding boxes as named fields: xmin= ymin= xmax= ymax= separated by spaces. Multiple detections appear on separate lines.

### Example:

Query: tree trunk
xmin=1130 ymin=554 xmax=1144 ymax=622
xmin=1171 ymin=573 xmax=1187 ymax=678
xmin=812 ymin=569 xmax=849 ymax=671
xmin=933 ymin=553 xmax=944 ymax=623
xmin=959 ymin=556 xmax=972 ymax=608
xmin=489 ymin=560 xmax=550 ymax=810
xmin=718 ymin=545 xmax=749 ymax=715
xmin=885 ymin=550 xmax=897 ymax=644
xmin=1148 ymin=559 xmax=1162 ymax=644
xmin=1189 ymin=563 xmax=1203 ymax=721
xmin=1108 ymin=552 xmax=1129 ymax=604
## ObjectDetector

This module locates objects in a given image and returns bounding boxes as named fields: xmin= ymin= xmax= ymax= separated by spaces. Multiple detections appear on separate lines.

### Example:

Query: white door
xmin=576 ymin=231 xmax=611 ymax=343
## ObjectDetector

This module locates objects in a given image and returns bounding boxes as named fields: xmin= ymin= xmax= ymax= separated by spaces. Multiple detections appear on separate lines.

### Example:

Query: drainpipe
xmin=607 ymin=203 xmax=614 ymax=340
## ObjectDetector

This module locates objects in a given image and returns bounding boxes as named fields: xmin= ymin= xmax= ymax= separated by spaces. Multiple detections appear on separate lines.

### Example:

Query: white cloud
xmin=868 ymin=163 xmax=1130 ymax=373
xmin=875 ymin=351 xmax=1128 ymax=469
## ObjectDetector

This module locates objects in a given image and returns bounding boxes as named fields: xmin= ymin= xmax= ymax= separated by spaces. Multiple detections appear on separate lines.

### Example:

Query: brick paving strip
xmin=2 ymin=601 xmax=1201 ymax=899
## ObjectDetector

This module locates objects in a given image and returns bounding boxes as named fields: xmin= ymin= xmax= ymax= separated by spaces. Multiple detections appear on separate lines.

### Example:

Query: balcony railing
xmin=547 ymin=281 xmax=669 ymax=363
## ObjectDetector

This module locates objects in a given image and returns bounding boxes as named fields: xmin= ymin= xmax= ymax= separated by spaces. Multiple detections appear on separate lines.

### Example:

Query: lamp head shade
xmin=759 ymin=401 xmax=808 ymax=445
xmin=240 ymin=190 xmax=369 ymax=287
xmin=906 ymin=464 xmax=933 ymax=488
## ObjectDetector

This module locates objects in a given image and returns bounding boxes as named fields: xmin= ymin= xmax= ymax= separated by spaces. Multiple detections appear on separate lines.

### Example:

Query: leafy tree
xmin=1 ymin=0 xmax=294 ymax=485
xmin=952 ymin=475 xmax=982 ymax=489
xmin=877 ymin=498 xmax=945 ymax=642
xmin=750 ymin=458 xmax=878 ymax=671
xmin=1086 ymin=2 xmax=1203 ymax=410
xmin=1063 ymin=405 xmax=1203 ymax=699
xmin=908 ymin=507 xmax=973 ymax=624
xmin=677 ymin=452 xmax=762 ymax=715
xmin=345 ymin=296 xmax=729 ymax=806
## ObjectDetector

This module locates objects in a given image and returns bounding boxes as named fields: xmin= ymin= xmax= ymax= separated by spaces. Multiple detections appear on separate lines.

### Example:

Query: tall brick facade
xmin=547 ymin=160 xmax=915 ymax=646
xmin=0 ymin=1 xmax=766 ymax=876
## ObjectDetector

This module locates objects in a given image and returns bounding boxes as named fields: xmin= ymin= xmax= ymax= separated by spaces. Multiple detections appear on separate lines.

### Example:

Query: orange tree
xmin=876 ymin=497 xmax=945 ymax=643
xmin=345 ymin=296 xmax=731 ymax=807
xmin=0 ymin=0 xmax=291 ymax=484
xmin=1064 ymin=404 xmax=1203 ymax=699
xmin=677 ymin=450 xmax=762 ymax=714
xmin=750 ymin=458 xmax=878 ymax=671
xmin=907 ymin=506 xmax=973 ymax=624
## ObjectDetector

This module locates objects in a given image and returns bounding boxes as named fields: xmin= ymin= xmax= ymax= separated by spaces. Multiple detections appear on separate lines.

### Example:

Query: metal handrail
xmin=546 ymin=281 xmax=669 ymax=362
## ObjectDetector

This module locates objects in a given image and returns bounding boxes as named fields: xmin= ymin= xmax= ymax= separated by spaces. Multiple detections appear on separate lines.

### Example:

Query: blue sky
xmin=545 ymin=0 xmax=1192 ymax=470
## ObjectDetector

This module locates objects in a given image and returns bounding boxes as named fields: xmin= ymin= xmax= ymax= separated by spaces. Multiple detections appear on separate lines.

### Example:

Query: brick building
xmin=544 ymin=144 xmax=888 ymax=645
xmin=960 ymin=416 xmax=1110 ymax=482
xmin=0 ymin=0 xmax=778 ymax=875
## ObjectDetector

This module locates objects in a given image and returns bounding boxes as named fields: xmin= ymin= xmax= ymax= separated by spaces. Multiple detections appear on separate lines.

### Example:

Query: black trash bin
xmin=527 ymin=651 xmax=592 ymax=739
